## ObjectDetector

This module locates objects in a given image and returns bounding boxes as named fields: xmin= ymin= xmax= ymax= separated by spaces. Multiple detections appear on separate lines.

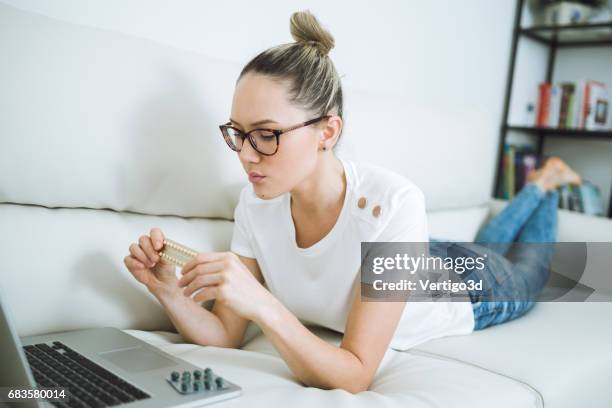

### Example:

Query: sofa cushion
xmin=0 ymin=202 xmax=234 ymax=336
xmin=124 ymin=327 xmax=540 ymax=408
xmin=414 ymin=299 xmax=612 ymax=408
xmin=427 ymin=204 xmax=490 ymax=241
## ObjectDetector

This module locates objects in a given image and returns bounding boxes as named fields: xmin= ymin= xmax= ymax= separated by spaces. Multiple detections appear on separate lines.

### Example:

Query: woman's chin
xmin=253 ymin=184 xmax=282 ymax=200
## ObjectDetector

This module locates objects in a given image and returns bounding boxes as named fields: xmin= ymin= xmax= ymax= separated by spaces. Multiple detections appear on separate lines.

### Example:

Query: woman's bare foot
xmin=527 ymin=157 xmax=582 ymax=192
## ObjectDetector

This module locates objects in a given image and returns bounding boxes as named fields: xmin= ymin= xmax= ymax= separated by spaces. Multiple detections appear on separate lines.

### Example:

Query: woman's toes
xmin=547 ymin=157 xmax=582 ymax=186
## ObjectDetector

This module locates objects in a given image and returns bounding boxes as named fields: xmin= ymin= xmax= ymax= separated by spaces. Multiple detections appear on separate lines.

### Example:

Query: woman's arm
xmin=156 ymin=254 xmax=263 ymax=349
xmin=254 ymin=282 xmax=406 ymax=393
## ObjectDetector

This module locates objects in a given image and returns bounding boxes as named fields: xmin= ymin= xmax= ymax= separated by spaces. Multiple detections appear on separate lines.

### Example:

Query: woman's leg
xmin=506 ymin=190 xmax=559 ymax=299
xmin=474 ymin=183 xmax=546 ymax=255
xmin=469 ymin=190 xmax=560 ymax=330
xmin=474 ymin=157 xmax=581 ymax=256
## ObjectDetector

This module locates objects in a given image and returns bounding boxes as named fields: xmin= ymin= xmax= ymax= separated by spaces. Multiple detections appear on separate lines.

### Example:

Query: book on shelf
xmin=535 ymin=80 xmax=610 ymax=130
xmin=498 ymin=144 xmax=539 ymax=199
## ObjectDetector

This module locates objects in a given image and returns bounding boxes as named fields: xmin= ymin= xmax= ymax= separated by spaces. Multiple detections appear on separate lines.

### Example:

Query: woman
xmin=123 ymin=11 xmax=582 ymax=393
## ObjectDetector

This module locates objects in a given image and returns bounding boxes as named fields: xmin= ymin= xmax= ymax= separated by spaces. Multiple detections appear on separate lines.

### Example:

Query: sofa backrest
xmin=0 ymin=3 xmax=244 ymax=220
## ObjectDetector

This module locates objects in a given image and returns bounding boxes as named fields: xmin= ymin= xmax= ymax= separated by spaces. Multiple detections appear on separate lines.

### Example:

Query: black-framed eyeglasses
xmin=219 ymin=115 xmax=331 ymax=156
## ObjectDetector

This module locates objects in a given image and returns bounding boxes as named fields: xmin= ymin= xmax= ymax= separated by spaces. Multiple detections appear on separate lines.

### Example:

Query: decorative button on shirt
xmin=372 ymin=205 xmax=382 ymax=217
xmin=357 ymin=196 xmax=367 ymax=209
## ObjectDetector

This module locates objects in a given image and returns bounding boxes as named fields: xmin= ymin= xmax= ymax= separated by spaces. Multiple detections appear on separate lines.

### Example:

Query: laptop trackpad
xmin=99 ymin=346 xmax=177 ymax=373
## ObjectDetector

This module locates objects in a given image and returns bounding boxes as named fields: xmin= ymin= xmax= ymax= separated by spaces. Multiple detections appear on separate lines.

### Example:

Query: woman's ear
xmin=320 ymin=115 xmax=343 ymax=148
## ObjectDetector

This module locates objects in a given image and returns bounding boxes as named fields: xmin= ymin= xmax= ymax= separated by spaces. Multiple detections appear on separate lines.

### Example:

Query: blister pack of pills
xmin=158 ymin=238 xmax=198 ymax=267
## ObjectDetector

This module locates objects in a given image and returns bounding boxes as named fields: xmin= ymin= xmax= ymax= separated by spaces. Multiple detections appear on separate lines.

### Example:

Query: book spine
xmin=559 ymin=83 xmax=573 ymax=128
xmin=566 ymin=90 xmax=574 ymax=128
xmin=536 ymin=83 xmax=551 ymax=127
xmin=574 ymin=80 xmax=584 ymax=129
xmin=581 ymin=81 xmax=592 ymax=129
xmin=514 ymin=148 xmax=524 ymax=194
xmin=548 ymin=84 xmax=561 ymax=128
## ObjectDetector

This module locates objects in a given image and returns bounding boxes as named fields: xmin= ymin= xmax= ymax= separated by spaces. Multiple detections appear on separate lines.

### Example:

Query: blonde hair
xmin=238 ymin=10 xmax=344 ymax=145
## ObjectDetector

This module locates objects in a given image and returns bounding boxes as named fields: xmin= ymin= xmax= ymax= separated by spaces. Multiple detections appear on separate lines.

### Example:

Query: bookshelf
xmin=494 ymin=0 xmax=612 ymax=219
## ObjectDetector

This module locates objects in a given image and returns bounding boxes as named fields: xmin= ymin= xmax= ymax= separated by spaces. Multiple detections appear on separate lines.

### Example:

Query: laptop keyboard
xmin=23 ymin=341 xmax=150 ymax=407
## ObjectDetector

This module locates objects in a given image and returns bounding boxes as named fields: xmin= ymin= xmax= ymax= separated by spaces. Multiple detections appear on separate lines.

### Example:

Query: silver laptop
xmin=0 ymin=291 xmax=242 ymax=407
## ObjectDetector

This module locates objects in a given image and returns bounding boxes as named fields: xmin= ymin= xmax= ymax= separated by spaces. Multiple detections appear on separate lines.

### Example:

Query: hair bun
xmin=290 ymin=10 xmax=335 ymax=56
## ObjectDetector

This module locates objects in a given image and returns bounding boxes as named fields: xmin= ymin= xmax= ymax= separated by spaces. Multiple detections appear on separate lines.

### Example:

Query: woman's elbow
xmin=344 ymin=376 xmax=372 ymax=394
xmin=315 ymin=371 xmax=372 ymax=394
xmin=341 ymin=382 xmax=370 ymax=394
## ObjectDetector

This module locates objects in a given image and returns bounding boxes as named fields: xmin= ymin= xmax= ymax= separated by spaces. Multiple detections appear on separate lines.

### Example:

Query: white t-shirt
xmin=230 ymin=157 xmax=474 ymax=350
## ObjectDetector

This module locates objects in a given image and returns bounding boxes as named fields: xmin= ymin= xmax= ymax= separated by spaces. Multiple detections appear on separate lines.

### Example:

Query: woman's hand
xmin=124 ymin=228 xmax=180 ymax=299
xmin=178 ymin=251 xmax=272 ymax=321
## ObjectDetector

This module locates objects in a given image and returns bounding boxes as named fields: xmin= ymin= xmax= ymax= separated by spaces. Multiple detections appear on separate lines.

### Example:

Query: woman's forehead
xmin=231 ymin=73 xmax=304 ymax=126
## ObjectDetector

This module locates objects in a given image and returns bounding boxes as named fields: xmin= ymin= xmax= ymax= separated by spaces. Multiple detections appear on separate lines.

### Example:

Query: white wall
xmin=1 ymin=0 xmax=514 ymax=101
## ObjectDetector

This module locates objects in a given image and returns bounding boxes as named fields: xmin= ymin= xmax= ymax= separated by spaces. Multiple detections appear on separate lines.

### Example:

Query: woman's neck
xmin=290 ymin=155 xmax=346 ymax=217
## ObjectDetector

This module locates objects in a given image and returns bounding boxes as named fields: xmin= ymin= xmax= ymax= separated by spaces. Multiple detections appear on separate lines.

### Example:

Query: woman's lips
xmin=248 ymin=173 xmax=266 ymax=183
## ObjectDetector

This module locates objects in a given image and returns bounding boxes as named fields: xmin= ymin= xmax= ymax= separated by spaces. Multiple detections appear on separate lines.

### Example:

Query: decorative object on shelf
xmin=528 ymin=0 xmax=609 ymax=25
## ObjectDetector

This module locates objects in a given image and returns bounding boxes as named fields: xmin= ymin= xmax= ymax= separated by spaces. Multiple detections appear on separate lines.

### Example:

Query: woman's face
xmin=230 ymin=72 xmax=323 ymax=200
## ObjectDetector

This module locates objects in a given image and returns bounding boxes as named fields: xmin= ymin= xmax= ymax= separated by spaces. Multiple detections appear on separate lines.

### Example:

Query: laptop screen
xmin=0 ymin=288 xmax=40 ymax=408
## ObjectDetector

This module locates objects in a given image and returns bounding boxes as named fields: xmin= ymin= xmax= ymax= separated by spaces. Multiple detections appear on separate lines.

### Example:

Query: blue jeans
xmin=430 ymin=183 xmax=559 ymax=330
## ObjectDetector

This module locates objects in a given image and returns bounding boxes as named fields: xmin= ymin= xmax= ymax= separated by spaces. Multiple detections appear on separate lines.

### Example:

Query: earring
xmin=320 ymin=145 xmax=327 ymax=151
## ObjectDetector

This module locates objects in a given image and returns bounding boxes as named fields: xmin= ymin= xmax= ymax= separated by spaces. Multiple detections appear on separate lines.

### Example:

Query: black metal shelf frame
xmin=493 ymin=0 xmax=612 ymax=218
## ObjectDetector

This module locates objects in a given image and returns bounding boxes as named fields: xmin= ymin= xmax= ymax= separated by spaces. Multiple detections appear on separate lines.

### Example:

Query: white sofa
xmin=2 ymin=4 xmax=612 ymax=407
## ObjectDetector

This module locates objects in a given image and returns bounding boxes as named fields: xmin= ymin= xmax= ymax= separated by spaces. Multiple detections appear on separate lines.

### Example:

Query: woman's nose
xmin=239 ymin=137 xmax=261 ymax=162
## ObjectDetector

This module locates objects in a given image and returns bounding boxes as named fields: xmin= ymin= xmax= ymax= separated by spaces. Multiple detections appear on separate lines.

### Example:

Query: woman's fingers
xmin=150 ymin=228 xmax=165 ymax=251
xmin=183 ymin=273 xmax=223 ymax=297
xmin=129 ymin=243 xmax=152 ymax=268
xmin=182 ymin=252 xmax=228 ymax=275
xmin=124 ymin=255 xmax=145 ymax=271
xmin=139 ymin=235 xmax=159 ymax=266
xmin=178 ymin=261 xmax=225 ymax=288
xmin=124 ymin=256 xmax=147 ymax=283
xmin=193 ymin=286 xmax=219 ymax=303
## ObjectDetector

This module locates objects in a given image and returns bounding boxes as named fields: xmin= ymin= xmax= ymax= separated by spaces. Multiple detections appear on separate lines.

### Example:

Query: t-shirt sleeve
xmin=230 ymin=189 xmax=256 ymax=259
xmin=376 ymin=185 xmax=429 ymax=243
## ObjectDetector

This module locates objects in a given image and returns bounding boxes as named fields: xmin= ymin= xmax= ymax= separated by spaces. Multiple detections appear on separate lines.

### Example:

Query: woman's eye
xmin=253 ymin=131 xmax=275 ymax=139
